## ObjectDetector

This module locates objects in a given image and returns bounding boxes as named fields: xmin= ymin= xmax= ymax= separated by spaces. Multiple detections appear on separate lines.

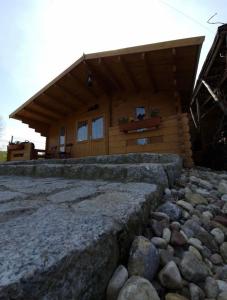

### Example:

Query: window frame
xmin=76 ymin=120 xmax=89 ymax=142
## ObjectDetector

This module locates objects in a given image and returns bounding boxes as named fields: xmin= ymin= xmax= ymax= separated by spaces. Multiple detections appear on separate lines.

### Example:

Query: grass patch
xmin=0 ymin=151 xmax=7 ymax=161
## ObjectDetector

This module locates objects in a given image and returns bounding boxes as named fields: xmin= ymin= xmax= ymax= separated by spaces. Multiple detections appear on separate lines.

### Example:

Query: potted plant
xmin=8 ymin=141 xmax=25 ymax=151
xmin=119 ymin=109 xmax=161 ymax=133
xmin=118 ymin=116 xmax=129 ymax=125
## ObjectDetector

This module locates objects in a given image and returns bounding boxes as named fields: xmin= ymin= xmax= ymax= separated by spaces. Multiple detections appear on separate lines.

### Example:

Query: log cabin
xmin=9 ymin=36 xmax=204 ymax=167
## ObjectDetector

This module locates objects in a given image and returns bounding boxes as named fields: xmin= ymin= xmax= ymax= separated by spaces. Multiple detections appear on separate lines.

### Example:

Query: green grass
xmin=0 ymin=151 xmax=7 ymax=161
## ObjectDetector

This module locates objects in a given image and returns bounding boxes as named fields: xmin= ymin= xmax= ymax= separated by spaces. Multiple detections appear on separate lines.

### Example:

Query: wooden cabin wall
xmin=46 ymin=90 xmax=193 ymax=167
xmin=110 ymin=91 xmax=193 ymax=167
xmin=47 ymin=96 xmax=110 ymax=157
xmin=111 ymin=91 xmax=177 ymax=126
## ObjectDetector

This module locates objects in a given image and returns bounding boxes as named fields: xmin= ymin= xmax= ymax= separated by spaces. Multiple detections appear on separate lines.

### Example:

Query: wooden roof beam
xmin=44 ymin=92 xmax=77 ymax=112
xmin=142 ymin=53 xmax=157 ymax=93
xmin=67 ymin=72 xmax=98 ymax=99
xmin=21 ymin=118 xmax=49 ymax=136
xmin=24 ymin=107 xmax=58 ymax=122
xmin=118 ymin=56 xmax=139 ymax=93
xmin=83 ymin=60 xmax=110 ymax=96
xmin=31 ymin=102 xmax=64 ymax=119
xmin=99 ymin=58 xmax=124 ymax=91
xmin=41 ymin=93 xmax=70 ymax=115
xmin=54 ymin=83 xmax=87 ymax=106
xmin=172 ymin=48 xmax=179 ymax=92
xmin=18 ymin=109 xmax=53 ymax=124
xmin=51 ymin=86 xmax=80 ymax=109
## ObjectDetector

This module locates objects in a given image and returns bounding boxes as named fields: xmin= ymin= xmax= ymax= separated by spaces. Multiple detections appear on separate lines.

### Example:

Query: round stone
xmin=165 ymin=293 xmax=189 ymax=300
xmin=188 ymin=238 xmax=203 ymax=251
xmin=170 ymin=230 xmax=187 ymax=246
xmin=221 ymin=194 xmax=227 ymax=201
xmin=218 ymin=291 xmax=227 ymax=300
xmin=117 ymin=276 xmax=160 ymax=300
xmin=157 ymin=202 xmax=182 ymax=221
xmin=158 ymin=261 xmax=182 ymax=289
xmin=170 ymin=222 xmax=181 ymax=231
xmin=210 ymin=253 xmax=223 ymax=265
xmin=185 ymin=193 xmax=208 ymax=205
xmin=180 ymin=251 xmax=209 ymax=283
xmin=223 ymin=202 xmax=227 ymax=214
xmin=188 ymin=246 xmax=202 ymax=261
xmin=106 ymin=265 xmax=128 ymax=300
xmin=162 ymin=228 xmax=171 ymax=243
xmin=189 ymin=283 xmax=205 ymax=300
xmin=217 ymin=280 xmax=227 ymax=293
xmin=151 ymin=237 xmax=167 ymax=249
xmin=204 ymin=276 xmax=219 ymax=298
xmin=128 ymin=236 xmax=159 ymax=281
xmin=220 ymin=242 xmax=227 ymax=263
xmin=177 ymin=200 xmax=194 ymax=213
xmin=218 ymin=181 xmax=227 ymax=195
xmin=211 ymin=228 xmax=224 ymax=244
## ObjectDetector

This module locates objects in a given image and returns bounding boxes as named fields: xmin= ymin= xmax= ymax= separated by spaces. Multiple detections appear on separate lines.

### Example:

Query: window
xmin=77 ymin=121 xmax=88 ymax=141
xmin=136 ymin=107 xmax=145 ymax=120
xmin=92 ymin=117 xmax=104 ymax=139
xmin=127 ymin=136 xmax=163 ymax=146
xmin=59 ymin=127 xmax=66 ymax=152
xmin=137 ymin=138 xmax=149 ymax=145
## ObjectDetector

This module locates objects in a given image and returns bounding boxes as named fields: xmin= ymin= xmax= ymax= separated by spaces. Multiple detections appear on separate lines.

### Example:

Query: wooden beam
xmin=21 ymin=118 xmax=49 ymax=136
xmin=39 ymin=94 xmax=68 ymax=116
xmin=43 ymin=92 xmax=77 ymax=112
xmin=51 ymin=86 xmax=80 ymax=109
xmin=83 ymin=60 xmax=110 ymax=96
xmin=99 ymin=58 xmax=124 ymax=91
xmin=43 ymin=92 xmax=71 ymax=114
xmin=54 ymin=83 xmax=86 ymax=105
xmin=171 ymin=47 xmax=179 ymax=96
xmin=25 ymin=106 xmax=58 ymax=122
xmin=67 ymin=72 xmax=98 ymax=99
xmin=118 ymin=56 xmax=139 ymax=92
xmin=142 ymin=53 xmax=157 ymax=93
xmin=18 ymin=109 xmax=53 ymax=124
xmin=31 ymin=102 xmax=64 ymax=119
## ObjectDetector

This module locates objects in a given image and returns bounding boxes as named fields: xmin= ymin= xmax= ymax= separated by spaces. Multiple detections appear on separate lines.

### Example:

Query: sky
xmin=0 ymin=0 xmax=226 ymax=150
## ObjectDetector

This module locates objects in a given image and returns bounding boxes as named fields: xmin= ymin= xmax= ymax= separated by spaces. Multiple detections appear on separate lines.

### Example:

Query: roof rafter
xmin=54 ymin=82 xmax=86 ymax=106
xmin=21 ymin=118 xmax=49 ymax=136
xmin=83 ymin=60 xmax=110 ymax=96
xmin=99 ymin=58 xmax=124 ymax=91
xmin=24 ymin=107 xmax=57 ymax=122
xmin=141 ymin=53 xmax=157 ymax=93
xmin=41 ymin=93 xmax=71 ymax=114
xmin=18 ymin=109 xmax=53 ymax=124
xmin=44 ymin=91 xmax=77 ymax=111
xmin=31 ymin=102 xmax=64 ymax=119
xmin=67 ymin=72 xmax=98 ymax=99
xmin=118 ymin=56 xmax=139 ymax=93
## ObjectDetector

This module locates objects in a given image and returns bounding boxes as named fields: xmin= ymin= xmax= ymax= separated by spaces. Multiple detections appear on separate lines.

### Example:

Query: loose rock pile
xmin=106 ymin=168 xmax=227 ymax=300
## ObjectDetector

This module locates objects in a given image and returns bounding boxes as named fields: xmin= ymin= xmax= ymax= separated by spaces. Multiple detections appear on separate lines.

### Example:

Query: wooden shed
xmin=10 ymin=36 xmax=204 ymax=167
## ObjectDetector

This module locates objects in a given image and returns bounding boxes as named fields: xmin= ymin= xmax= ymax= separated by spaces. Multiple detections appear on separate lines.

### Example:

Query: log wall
xmin=109 ymin=113 xmax=193 ymax=167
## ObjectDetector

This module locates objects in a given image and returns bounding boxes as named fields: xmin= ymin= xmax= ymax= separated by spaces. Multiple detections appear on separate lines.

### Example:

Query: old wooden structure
xmin=9 ymin=37 xmax=204 ymax=167
xmin=190 ymin=24 xmax=227 ymax=169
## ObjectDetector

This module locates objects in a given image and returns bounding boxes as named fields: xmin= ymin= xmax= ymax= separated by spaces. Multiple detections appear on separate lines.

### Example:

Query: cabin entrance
xmin=75 ymin=115 xmax=106 ymax=157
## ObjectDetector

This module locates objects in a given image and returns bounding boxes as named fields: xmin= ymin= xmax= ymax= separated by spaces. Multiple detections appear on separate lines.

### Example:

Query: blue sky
xmin=0 ymin=0 xmax=226 ymax=149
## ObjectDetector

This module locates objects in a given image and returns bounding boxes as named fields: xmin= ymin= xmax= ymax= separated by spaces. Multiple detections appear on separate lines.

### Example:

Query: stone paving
xmin=0 ymin=175 xmax=162 ymax=299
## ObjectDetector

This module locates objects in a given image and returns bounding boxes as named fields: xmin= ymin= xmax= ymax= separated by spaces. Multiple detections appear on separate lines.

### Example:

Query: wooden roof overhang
xmin=10 ymin=36 xmax=204 ymax=136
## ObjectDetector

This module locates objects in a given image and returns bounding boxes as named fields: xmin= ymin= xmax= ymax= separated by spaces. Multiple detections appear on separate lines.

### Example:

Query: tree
xmin=0 ymin=116 xmax=3 ymax=138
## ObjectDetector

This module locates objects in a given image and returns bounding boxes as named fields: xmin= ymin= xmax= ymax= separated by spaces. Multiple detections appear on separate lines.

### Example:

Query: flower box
xmin=8 ymin=144 xmax=25 ymax=151
xmin=119 ymin=117 xmax=161 ymax=133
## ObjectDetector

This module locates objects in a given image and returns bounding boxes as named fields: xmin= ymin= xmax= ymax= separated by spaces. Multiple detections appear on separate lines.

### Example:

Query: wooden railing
xmin=109 ymin=113 xmax=193 ymax=167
